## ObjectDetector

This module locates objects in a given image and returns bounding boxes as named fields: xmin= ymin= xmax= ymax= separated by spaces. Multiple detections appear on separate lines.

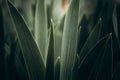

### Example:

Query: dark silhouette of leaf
xmin=79 ymin=18 xmax=102 ymax=63
xmin=55 ymin=56 xmax=60 ymax=80
xmin=96 ymin=34 xmax=112 ymax=80
xmin=77 ymin=34 xmax=111 ymax=80
xmin=45 ymin=20 xmax=54 ymax=80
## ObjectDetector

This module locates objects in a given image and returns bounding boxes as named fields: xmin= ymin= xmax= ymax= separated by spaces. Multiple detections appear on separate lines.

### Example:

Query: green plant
xmin=0 ymin=0 xmax=120 ymax=80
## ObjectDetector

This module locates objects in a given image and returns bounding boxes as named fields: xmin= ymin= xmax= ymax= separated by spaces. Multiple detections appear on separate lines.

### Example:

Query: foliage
xmin=0 ymin=0 xmax=120 ymax=80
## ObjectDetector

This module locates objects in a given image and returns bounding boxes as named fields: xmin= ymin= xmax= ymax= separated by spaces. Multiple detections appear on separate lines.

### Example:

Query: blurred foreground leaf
xmin=8 ymin=1 xmax=45 ymax=80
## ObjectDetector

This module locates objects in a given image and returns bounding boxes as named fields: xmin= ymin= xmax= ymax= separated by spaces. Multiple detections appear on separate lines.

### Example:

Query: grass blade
xmin=14 ymin=40 xmax=29 ymax=80
xmin=96 ymin=34 xmax=113 ymax=80
xmin=54 ymin=16 xmax=65 ymax=59
xmin=45 ymin=20 xmax=54 ymax=80
xmin=79 ymin=18 xmax=102 ymax=63
xmin=8 ymin=1 xmax=45 ymax=80
xmin=77 ymin=34 xmax=111 ymax=80
xmin=60 ymin=0 xmax=79 ymax=80
xmin=55 ymin=56 xmax=60 ymax=80
xmin=35 ymin=0 xmax=48 ymax=60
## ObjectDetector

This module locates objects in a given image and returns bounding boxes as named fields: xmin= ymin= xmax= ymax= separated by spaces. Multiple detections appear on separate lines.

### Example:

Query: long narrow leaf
xmin=60 ymin=0 xmax=79 ymax=80
xmin=35 ymin=0 xmax=48 ymax=60
xmin=77 ymin=34 xmax=111 ymax=80
xmin=8 ymin=1 xmax=45 ymax=80
xmin=14 ymin=40 xmax=29 ymax=80
xmin=79 ymin=18 xmax=102 ymax=63
xmin=96 ymin=34 xmax=113 ymax=80
xmin=45 ymin=20 xmax=54 ymax=80
xmin=55 ymin=56 xmax=60 ymax=80
xmin=54 ymin=16 xmax=65 ymax=59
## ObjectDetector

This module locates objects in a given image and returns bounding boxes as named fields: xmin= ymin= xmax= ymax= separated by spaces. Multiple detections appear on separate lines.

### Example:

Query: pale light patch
xmin=62 ymin=0 xmax=69 ymax=14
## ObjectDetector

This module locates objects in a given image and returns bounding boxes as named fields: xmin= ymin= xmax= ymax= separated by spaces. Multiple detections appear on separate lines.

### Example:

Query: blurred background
xmin=8 ymin=0 xmax=69 ymax=32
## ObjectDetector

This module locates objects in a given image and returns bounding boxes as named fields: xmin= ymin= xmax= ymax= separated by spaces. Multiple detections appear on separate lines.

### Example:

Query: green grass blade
xmin=8 ymin=1 xmax=45 ymax=80
xmin=35 ymin=0 xmax=48 ymax=60
xmin=45 ymin=21 xmax=54 ymax=80
xmin=77 ymin=34 xmax=111 ymax=80
xmin=60 ymin=0 xmax=79 ymax=80
xmin=14 ymin=40 xmax=29 ymax=80
xmin=55 ymin=56 xmax=60 ymax=80
xmin=87 ymin=35 xmax=113 ymax=80
xmin=54 ymin=16 xmax=65 ymax=59
xmin=96 ymin=34 xmax=112 ymax=80
xmin=79 ymin=18 xmax=102 ymax=63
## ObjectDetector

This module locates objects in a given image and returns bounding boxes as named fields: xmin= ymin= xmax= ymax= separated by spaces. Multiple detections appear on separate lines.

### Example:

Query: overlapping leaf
xmin=45 ymin=21 xmax=54 ymax=80
xmin=14 ymin=40 xmax=29 ymax=80
xmin=35 ymin=0 xmax=48 ymax=60
xmin=77 ymin=34 xmax=111 ymax=80
xmin=88 ymin=35 xmax=113 ymax=80
xmin=60 ymin=0 xmax=79 ymax=80
xmin=79 ymin=18 xmax=102 ymax=63
xmin=55 ymin=56 xmax=60 ymax=80
xmin=54 ymin=16 xmax=65 ymax=59
xmin=8 ymin=1 xmax=45 ymax=80
xmin=96 ymin=34 xmax=112 ymax=80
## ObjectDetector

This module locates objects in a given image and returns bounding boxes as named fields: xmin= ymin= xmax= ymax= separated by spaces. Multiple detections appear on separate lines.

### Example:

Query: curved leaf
xmin=77 ymin=34 xmax=111 ymax=80
xmin=79 ymin=18 xmax=102 ymax=63
xmin=96 ymin=34 xmax=113 ymax=80
xmin=8 ymin=1 xmax=45 ymax=80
